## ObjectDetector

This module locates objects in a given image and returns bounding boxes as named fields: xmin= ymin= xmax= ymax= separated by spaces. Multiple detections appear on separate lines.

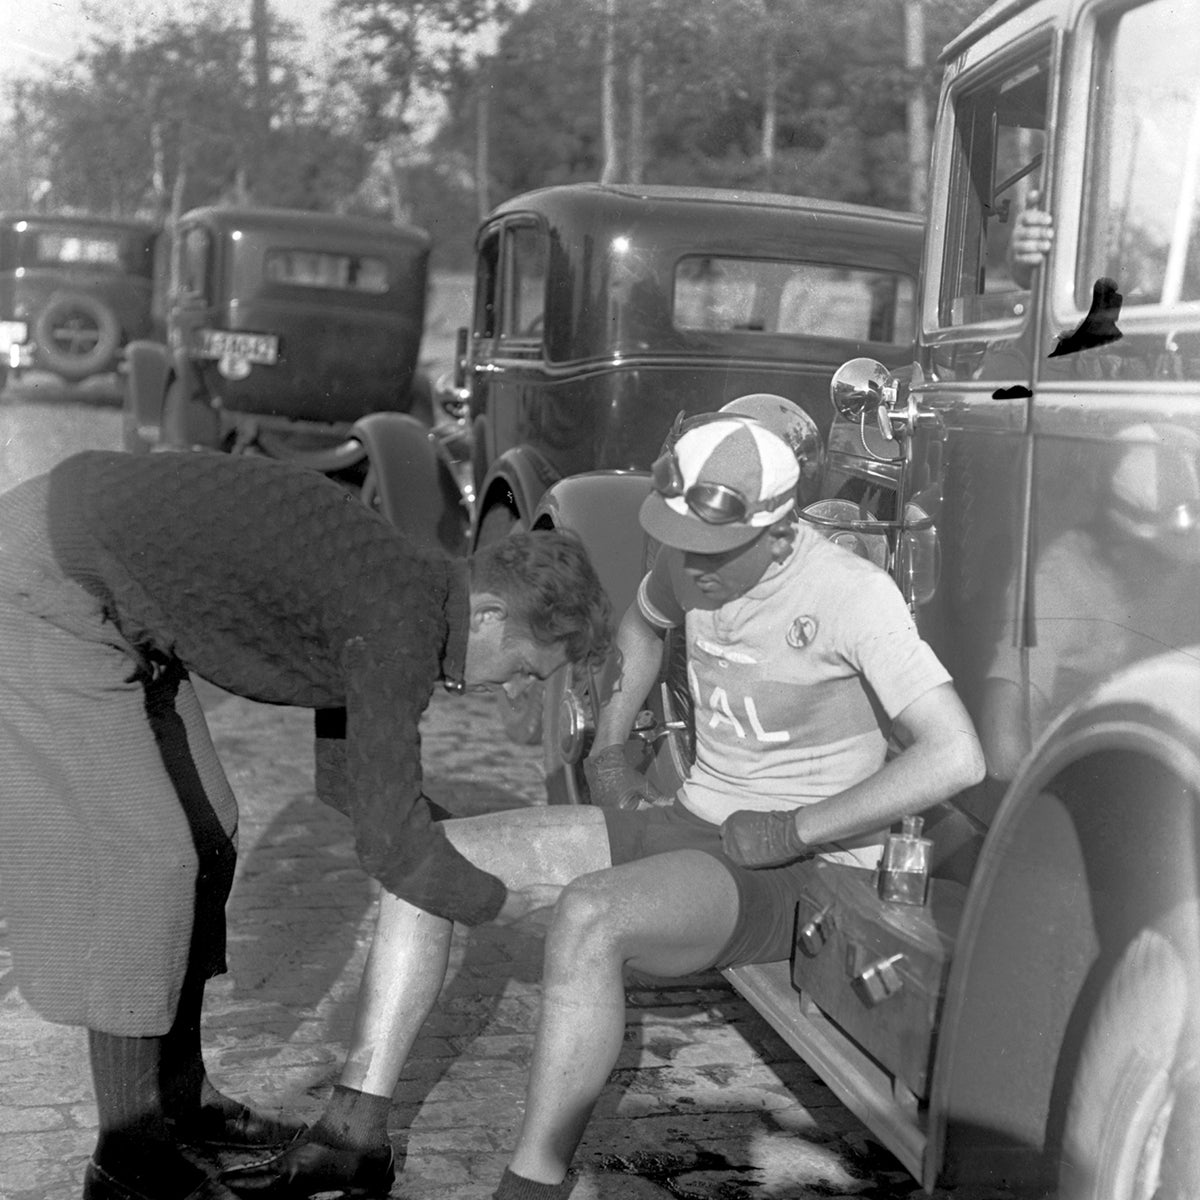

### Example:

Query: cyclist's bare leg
xmin=508 ymin=849 xmax=739 ymax=1183
xmin=341 ymin=805 xmax=613 ymax=1097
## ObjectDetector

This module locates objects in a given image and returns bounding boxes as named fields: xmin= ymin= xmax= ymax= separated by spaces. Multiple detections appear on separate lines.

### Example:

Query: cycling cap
xmin=640 ymin=416 xmax=800 ymax=552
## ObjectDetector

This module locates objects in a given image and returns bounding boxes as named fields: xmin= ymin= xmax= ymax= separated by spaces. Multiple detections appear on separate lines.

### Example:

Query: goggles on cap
xmin=650 ymin=444 xmax=794 ymax=526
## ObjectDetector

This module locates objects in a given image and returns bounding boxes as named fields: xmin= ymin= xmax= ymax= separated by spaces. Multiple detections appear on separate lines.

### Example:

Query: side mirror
xmin=830 ymin=356 xmax=891 ymax=422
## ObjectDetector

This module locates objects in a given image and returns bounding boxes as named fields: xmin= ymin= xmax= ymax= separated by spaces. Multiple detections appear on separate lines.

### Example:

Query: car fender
xmin=927 ymin=648 xmax=1200 ymax=1189
xmin=124 ymin=339 xmax=171 ymax=439
xmin=475 ymin=444 xmax=560 ymax=535
xmin=351 ymin=411 xmax=468 ymax=556
xmin=532 ymin=470 xmax=653 ymax=618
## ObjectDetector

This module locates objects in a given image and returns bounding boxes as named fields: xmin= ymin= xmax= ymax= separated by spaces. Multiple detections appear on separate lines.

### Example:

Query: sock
xmin=89 ymin=1029 xmax=170 ymax=1143
xmin=492 ymin=1167 xmax=575 ymax=1200
xmin=309 ymin=1084 xmax=392 ymax=1150
xmin=88 ymin=1029 xmax=206 ymax=1194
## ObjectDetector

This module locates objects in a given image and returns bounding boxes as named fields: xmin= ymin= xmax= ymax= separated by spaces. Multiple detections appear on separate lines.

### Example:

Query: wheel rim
xmin=543 ymin=661 xmax=594 ymax=804
xmin=555 ymin=667 xmax=592 ymax=764
xmin=52 ymin=311 xmax=100 ymax=357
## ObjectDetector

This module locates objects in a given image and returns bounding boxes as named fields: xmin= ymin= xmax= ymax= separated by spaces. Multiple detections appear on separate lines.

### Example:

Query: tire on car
xmin=1058 ymin=898 xmax=1200 ymax=1200
xmin=32 ymin=291 xmax=121 ymax=382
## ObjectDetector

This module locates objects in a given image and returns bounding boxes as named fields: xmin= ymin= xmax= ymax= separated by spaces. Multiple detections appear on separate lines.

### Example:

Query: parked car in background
xmin=453 ymin=182 xmax=921 ymax=543
xmin=428 ymin=182 xmax=922 ymax=740
xmin=0 ymin=212 xmax=158 ymax=391
xmin=123 ymin=206 xmax=434 ymax=476
xmin=534 ymin=0 xmax=1200 ymax=1195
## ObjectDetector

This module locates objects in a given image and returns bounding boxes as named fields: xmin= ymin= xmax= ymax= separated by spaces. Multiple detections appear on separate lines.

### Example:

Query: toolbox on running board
xmin=791 ymin=861 xmax=966 ymax=1096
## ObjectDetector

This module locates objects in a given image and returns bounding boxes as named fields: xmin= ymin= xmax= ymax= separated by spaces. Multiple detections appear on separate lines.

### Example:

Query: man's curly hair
xmin=470 ymin=528 xmax=612 ymax=669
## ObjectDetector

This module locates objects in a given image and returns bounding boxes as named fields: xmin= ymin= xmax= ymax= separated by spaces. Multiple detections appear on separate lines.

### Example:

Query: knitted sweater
xmin=44 ymin=450 xmax=506 ymax=926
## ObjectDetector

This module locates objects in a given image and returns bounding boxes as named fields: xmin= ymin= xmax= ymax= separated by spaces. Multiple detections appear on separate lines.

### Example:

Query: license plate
xmin=193 ymin=328 xmax=279 ymax=365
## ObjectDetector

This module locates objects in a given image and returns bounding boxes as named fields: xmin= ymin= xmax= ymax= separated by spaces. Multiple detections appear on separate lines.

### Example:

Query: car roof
xmin=487 ymin=182 xmax=923 ymax=234
xmin=0 ymin=212 xmax=158 ymax=234
xmin=179 ymin=206 xmax=431 ymax=248
xmin=940 ymin=0 xmax=1039 ymax=61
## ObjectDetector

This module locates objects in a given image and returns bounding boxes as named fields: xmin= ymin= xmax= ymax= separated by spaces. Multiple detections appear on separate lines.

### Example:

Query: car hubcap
xmin=556 ymin=671 xmax=592 ymax=764
xmin=54 ymin=314 xmax=99 ymax=356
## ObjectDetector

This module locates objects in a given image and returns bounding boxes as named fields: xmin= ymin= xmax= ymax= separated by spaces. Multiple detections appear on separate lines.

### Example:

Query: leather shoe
xmin=221 ymin=1138 xmax=395 ymax=1198
xmin=166 ymin=1101 xmax=306 ymax=1150
xmin=84 ymin=1159 xmax=241 ymax=1200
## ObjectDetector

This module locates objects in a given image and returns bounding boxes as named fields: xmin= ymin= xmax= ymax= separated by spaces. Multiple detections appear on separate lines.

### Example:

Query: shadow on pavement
xmin=200 ymin=685 xmax=555 ymax=1125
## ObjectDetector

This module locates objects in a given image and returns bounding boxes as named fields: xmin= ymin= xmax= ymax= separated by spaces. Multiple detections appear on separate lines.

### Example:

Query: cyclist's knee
xmin=549 ymin=871 xmax=626 ymax=951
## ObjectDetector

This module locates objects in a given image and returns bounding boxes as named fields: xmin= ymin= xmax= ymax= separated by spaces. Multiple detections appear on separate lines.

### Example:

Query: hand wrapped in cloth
xmin=584 ymin=744 xmax=670 ymax=810
xmin=720 ymin=808 xmax=810 ymax=868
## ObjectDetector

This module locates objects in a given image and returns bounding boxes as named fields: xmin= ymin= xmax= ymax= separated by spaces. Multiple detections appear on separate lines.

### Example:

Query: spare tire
xmin=33 ymin=292 xmax=121 ymax=381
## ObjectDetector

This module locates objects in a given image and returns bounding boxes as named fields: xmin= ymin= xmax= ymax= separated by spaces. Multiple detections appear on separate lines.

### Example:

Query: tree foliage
xmin=8 ymin=5 xmax=368 ymax=220
xmin=1 ymin=0 xmax=996 ymax=264
xmin=433 ymin=0 xmax=993 ymax=215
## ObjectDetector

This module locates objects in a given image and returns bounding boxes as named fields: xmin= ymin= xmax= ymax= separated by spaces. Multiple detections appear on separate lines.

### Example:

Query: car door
xmin=469 ymin=217 xmax=549 ymax=524
xmin=907 ymin=27 xmax=1056 ymax=810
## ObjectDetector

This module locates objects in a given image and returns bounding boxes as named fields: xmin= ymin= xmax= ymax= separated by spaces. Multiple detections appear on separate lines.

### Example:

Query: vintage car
xmin=122 ymin=206 xmax=434 ymax=475
xmin=429 ymin=182 xmax=922 ymax=740
xmin=452 ymin=182 xmax=921 ymax=542
xmin=0 ymin=212 xmax=159 ymax=390
xmin=532 ymin=0 xmax=1200 ymax=1196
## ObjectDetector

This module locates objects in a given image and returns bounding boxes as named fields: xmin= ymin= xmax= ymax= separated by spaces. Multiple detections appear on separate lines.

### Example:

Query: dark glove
xmin=583 ymin=744 xmax=668 ymax=810
xmin=720 ymin=808 xmax=809 ymax=868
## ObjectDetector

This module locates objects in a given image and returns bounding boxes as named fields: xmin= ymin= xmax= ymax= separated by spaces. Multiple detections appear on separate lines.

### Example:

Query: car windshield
xmin=673 ymin=255 xmax=915 ymax=344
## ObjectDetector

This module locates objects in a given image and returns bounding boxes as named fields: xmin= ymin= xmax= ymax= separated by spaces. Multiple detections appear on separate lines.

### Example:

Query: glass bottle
xmin=878 ymin=815 xmax=931 ymax=906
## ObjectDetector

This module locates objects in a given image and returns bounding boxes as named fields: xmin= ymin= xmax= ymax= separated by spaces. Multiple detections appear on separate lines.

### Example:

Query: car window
xmin=673 ymin=255 xmax=915 ymax=344
xmin=474 ymin=228 xmax=499 ymax=339
xmin=501 ymin=222 xmax=547 ymax=340
xmin=12 ymin=222 xmax=154 ymax=277
xmin=263 ymin=248 xmax=388 ymax=293
xmin=938 ymin=50 xmax=1050 ymax=330
xmin=178 ymin=225 xmax=211 ymax=297
xmin=1081 ymin=0 xmax=1200 ymax=315
xmin=31 ymin=231 xmax=123 ymax=267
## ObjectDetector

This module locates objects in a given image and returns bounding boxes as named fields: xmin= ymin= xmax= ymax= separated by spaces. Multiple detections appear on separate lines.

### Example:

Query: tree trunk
xmin=599 ymin=0 xmax=620 ymax=182
xmin=387 ymin=153 xmax=404 ymax=223
xmin=904 ymin=0 xmax=929 ymax=211
xmin=761 ymin=36 xmax=778 ymax=190
xmin=169 ymin=156 xmax=188 ymax=294
xmin=628 ymin=49 xmax=645 ymax=184
xmin=250 ymin=0 xmax=272 ymax=202
xmin=476 ymin=69 xmax=491 ymax=221
xmin=150 ymin=120 xmax=168 ymax=220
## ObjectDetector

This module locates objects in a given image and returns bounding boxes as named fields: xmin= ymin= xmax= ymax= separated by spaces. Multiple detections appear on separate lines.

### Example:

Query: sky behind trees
xmin=2 ymin=0 xmax=335 ymax=79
